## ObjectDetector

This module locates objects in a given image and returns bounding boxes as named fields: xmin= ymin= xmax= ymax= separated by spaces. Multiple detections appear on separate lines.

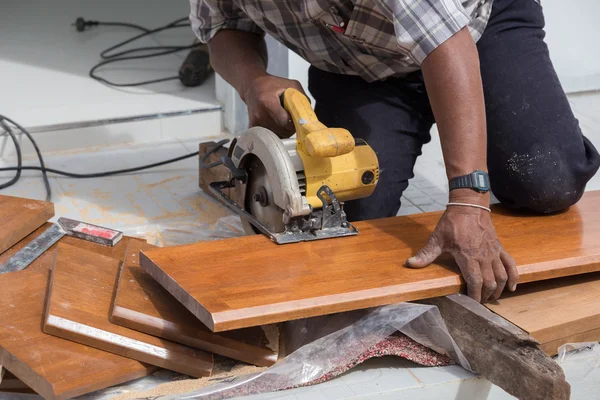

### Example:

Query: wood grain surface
xmin=487 ymin=272 xmax=600 ymax=356
xmin=140 ymin=191 xmax=600 ymax=332
xmin=112 ymin=240 xmax=278 ymax=366
xmin=0 ymin=195 xmax=54 ymax=255
xmin=43 ymin=243 xmax=213 ymax=377
xmin=0 ymin=268 xmax=153 ymax=400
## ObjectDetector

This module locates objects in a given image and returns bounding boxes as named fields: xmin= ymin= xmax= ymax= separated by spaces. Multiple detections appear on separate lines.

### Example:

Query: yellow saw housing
xmin=282 ymin=88 xmax=379 ymax=208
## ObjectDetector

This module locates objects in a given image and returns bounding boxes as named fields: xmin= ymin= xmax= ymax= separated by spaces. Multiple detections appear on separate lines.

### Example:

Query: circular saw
xmin=209 ymin=88 xmax=379 ymax=244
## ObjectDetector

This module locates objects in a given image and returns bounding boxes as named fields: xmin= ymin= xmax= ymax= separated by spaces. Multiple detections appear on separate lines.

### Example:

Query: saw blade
xmin=244 ymin=155 xmax=286 ymax=234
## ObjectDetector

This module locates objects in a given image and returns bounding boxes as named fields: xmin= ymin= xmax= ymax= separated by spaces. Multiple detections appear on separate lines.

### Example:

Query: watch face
xmin=473 ymin=171 xmax=490 ymax=192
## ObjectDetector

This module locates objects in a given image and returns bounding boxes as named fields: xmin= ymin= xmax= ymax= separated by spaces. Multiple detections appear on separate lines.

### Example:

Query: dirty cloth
xmin=105 ymin=333 xmax=452 ymax=400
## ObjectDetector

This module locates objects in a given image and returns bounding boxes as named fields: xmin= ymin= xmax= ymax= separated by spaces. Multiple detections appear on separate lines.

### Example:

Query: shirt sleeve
xmin=189 ymin=0 xmax=265 ymax=43
xmin=377 ymin=0 xmax=471 ymax=64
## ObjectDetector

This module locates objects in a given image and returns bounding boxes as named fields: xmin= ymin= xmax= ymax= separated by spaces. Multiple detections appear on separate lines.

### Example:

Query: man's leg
xmin=308 ymin=67 xmax=434 ymax=221
xmin=478 ymin=0 xmax=600 ymax=213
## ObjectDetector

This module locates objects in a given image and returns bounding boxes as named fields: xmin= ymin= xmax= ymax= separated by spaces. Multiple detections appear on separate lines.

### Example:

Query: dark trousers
xmin=308 ymin=0 xmax=600 ymax=221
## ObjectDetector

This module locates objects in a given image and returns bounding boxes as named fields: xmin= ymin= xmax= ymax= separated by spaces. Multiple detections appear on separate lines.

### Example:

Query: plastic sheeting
xmin=556 ymin=342 xmax=600 ymax=400
xmin=557 ymin=342 xmax=600 ymax=363
xmin=120 ymin=215 xmax=246 ymax=247
xmin=161 ymin=303 xmax=468 ymax=400
xmin=88 ymin=303 xmax=469 ymax=400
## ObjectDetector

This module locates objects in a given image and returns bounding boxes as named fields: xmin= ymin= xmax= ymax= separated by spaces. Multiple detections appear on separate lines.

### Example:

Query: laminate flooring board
xmin=0 ymin=268 xmax=153 ymax=400
xmin=0 ymin=371 xmax=35 ymax=394
xmin=0 ymin=195 xmax=54 ymax=255
xmin=487 ymin=272 xmax=600 ymax=356
xmin=111 ymin=240 xmax=278 ymax=367
xmin=43 ymin=243 xmax=213 ymax=377
xmin=140 ymin=191 xmax=600 ymax=332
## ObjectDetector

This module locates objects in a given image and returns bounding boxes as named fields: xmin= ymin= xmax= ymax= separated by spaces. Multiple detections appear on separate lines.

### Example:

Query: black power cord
xmin=1 ymin=116 xmax=52 ymax=201
xmin=74 ymin=17 xmax=197 ymax=87
xmin=0 ymin=115 xmax=229 ymax=202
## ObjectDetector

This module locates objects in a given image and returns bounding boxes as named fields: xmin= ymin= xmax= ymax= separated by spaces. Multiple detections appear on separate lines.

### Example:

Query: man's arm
xmin=421 ymin=27 xmax=487 ymax=196
xmin=209 ymin=30 xmax=268 ymax=100
xmin=208 ymin=30 xmax=305 ymax=136
xmin=406 ymin=27 xmax=518 ymax=302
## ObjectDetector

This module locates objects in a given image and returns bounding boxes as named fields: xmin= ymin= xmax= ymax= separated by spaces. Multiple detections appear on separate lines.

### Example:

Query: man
xmin=190 ymin=0 xmax=600 ymax=302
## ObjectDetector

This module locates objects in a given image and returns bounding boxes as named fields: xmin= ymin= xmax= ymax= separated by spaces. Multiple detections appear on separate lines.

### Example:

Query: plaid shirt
xmin=190 ymin=0 xmax=493 ymax=82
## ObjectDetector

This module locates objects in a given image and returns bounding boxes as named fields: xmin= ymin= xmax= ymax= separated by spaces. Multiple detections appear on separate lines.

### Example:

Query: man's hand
xmin=406 ymin=206 xmax=518 ymax=302
xmin=240 ymin=75 xmax=306 ymax=138
xmin=208 ymin=30 xmax=305 ymax=137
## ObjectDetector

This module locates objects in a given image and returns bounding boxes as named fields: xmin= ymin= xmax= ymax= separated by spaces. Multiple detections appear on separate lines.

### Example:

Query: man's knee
xmin=491 ymin=150 xmax=586 ymax=214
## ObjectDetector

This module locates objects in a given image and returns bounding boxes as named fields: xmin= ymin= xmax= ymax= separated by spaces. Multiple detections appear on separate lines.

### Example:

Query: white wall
xmin=544 ymin=0 xmax=600 ymax=93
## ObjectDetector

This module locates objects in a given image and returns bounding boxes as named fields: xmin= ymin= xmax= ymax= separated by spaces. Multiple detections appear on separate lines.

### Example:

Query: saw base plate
xmin=209 ymin=181 xmax=358 ymax=244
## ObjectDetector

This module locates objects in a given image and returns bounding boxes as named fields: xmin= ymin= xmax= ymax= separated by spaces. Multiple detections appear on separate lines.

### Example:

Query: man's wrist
xmin=238 ymin=67 xmax=269 ymax=103
xmin=449 ymin=188 xmax=490 ymax=207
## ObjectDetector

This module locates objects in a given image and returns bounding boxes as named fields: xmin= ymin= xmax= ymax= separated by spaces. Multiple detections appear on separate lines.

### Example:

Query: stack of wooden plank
xmin=0 ymin=195 xmax=277 ymax=400
xmin=1 ymin=190 xmax=600 ymax=399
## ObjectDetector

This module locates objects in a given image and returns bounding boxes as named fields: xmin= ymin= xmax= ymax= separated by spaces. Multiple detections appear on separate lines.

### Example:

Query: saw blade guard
xmin=229 ymin=127 xmax=311 ymax=222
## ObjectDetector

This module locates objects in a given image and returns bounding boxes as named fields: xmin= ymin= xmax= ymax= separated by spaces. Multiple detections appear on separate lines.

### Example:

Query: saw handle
xmin=281 ymin=88 xmax=355 ymax=158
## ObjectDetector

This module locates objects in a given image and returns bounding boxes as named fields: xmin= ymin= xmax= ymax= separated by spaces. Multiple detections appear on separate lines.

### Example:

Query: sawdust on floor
xmin=110 ymin=357 xmax=266 ymax=400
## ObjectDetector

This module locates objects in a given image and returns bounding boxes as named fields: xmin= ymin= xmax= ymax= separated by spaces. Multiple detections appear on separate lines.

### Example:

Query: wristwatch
xmin=449 ymin=170 xmax=490 ymax=193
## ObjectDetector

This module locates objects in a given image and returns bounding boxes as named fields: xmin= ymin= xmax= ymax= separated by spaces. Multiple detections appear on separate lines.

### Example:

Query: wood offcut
xmin=487 ymin=272 xmax=600 ymax=355
xmin=421 ymin=295 xmax=570 ymax=400
xmin=43 ymin=243 xmax=213 ymax=378
xmin=0 ymin=371 xmax=35 ymax=394
xmin=0 ymin=194 xmax=54 ymax=255
xmin=0 ymin=268 xmax=153 ymax=400
xmin=111 ymin=240 xmax=278 ymax=367
xmin=140 ymin=191 xmax=600 ymax=332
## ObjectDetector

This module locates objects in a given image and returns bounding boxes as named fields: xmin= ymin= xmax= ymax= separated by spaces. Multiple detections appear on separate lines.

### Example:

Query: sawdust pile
xmin=111 ymin=357 xmax=266 ymax=400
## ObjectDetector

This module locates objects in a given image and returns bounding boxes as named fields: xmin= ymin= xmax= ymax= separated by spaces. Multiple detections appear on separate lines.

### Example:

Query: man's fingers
xmin=500 ymin=249 xmax=519 ymax=291
xmin=491 ymin=258 xmax=508 ymax=300
xmin=265 ymin=102 xmax=295 ymax=137
xmin=460 ymin=259 xmax=483 ymax=303
xmin=480 ymin=261 xmax=497 ymax=303
xmin=266 ymin=99 xmax=293 ymax=127
xmin=406 ymin=235 xmax=443 ymax=269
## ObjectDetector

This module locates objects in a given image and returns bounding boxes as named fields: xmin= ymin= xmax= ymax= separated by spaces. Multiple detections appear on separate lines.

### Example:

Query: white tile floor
xmin=0 ymin=0 xmax=223 ymax=158
xmin=0 ymin=92 xmax=599 ymax=399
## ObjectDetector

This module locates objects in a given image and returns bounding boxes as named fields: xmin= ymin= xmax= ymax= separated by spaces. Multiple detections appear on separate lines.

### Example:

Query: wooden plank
xmin=487 ymin=272 xmax=600 ymax=356
xmin=140 ymin=191 xmax=600 ymax=332
xmin=421 ymin=295 xmax=570 ymax=400
xmin=540 ymin=327 xmax=600 ymax=356
xmin=43 ymin=243 xmax=213 ymax=378
xmin=0 ymin=371 xmax=35 ymax=394
xmin=0 ymin=194 xmax=54 ymax=255
xmin=111 ymin=240 xmax=278 ymax=367
xmin=0 ymin=268 xmax=153 ymax=400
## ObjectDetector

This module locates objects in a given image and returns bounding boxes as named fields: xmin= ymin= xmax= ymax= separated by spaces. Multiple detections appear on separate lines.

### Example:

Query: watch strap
xmin=449 ymin=170 xmax=490 ymax=193
xmin=449 ymin=175 xmax=473 ymax=191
